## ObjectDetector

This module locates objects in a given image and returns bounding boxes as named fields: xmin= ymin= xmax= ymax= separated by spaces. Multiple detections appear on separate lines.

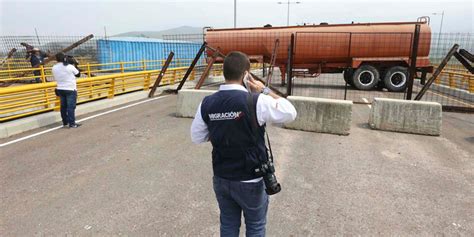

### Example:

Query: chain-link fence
xmin=418 ymin=33 xmax=473 ymax=111
xmin=1 ymin=30 xmax=472 ymax=111
xmin=0 ymin=35 xmax=207 ymax=71
xmin=0 ymin=35 xmax=210 ymax=87
xmin=1 ymin=36 xmax=100 ymax=70
xmin=169 ymin=28 xmax=472 ymax=111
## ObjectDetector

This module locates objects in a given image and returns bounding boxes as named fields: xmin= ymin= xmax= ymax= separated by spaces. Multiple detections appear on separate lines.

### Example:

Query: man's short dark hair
xmin=223 ymin=51 xmax=250 ymax=81
xmin=55 ymin=53 xmax=65 ymax=62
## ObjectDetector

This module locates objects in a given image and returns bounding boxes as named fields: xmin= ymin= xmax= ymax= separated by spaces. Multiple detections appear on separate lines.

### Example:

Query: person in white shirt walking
xmin=52 ymin=53 xmax=81 ymax=128
xmin=191 ymin=51 xmax=297 ymax=236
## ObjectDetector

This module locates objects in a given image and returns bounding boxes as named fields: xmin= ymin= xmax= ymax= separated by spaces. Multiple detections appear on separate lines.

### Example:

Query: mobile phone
xmin=243 ymin=71 xmax=250 ymax=91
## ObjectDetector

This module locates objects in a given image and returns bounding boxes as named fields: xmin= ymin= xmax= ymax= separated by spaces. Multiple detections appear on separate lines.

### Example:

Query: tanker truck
xmin=204 ymin=19 xmax=433 ymax=92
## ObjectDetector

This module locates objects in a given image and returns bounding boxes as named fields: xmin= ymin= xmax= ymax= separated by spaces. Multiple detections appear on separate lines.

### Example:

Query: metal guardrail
xmin=0 ymin=56 xmax=95 ymax=71
xmin=0 ymin=62 xmax=275 ymax=122
xmin=0 ymin=58 xmax=200 ymax=85
xmin=434 ymin=69 xmax=473 ymax=93
xmin=0 ymin=66 xmax=200 ymax=122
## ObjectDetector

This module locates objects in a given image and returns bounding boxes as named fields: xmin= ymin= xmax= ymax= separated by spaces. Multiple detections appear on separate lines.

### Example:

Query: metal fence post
xmin=142 ymin=60 xmax=146 ymax=71
xmin=87 ymin=63 xmax=91 ymax=77
xmin=448 ymin=73 xmax=455 ymax=88
xmin=109 ymin=78 xmax=115 ymax=98
xmin=435 ymin=74 xmax=442 ymax=84
xmin=40 ymin=65 xmax=46 ymax=83
xmin=54 ymin=95 xmax=61 ymax=111
xmin=172 ymin=70 xmax=177 ymax=84
xmin=143 ymin=73 xmax=151 ymax=90
xmin=406 ymin=24 xmax=421 ymax=100
xmin=42 ymin=87 xmax=51 ymax=109
xmin=344 ymin=82 xmax=348 ymax=100
xmin=120 ymin=62 xmax=124 ymax=73
xmin=88 ymin=79 xmax=93 ymax=98
xmin=286 ymin=33 xmax=295 ymax=96
xmin=262 ymin=62 xmax=266 ymax=77
xmin=7 ymin=60 xmax=13 ymax=79
xmin=469 ymin=76 xmax=474 ymax=93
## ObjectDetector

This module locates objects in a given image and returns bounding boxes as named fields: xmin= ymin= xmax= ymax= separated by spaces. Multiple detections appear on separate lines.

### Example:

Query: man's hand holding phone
xmin=246 ymin=73 xmax=265 ymax=93
xmin=245 ymin=72 xmax=281 ymax=99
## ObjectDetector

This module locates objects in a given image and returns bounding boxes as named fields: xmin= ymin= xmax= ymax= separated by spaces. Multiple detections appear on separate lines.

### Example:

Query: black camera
xmin=64 ymin=55 xmax=79 ymax=67
xmin=255 ymin=159 xmax=281 ymax=195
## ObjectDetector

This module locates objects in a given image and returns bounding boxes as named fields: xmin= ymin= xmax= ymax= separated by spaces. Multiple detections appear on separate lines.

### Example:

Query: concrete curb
xmin=428 ymin=83 xmax=474 ymax=103
xmin=368 ymin=98 xmax=442 ymax=136
xmin=284 ymin=96 xmax=353 ymax=135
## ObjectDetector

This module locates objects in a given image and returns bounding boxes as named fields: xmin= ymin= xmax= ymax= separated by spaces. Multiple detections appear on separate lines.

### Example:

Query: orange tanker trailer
xmin=205 ymin=20 xmax=433 ymax=92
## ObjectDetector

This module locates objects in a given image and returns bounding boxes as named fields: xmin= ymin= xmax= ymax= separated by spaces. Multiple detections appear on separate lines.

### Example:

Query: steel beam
xmin=148 ymin=52 xmax=175 ymax=97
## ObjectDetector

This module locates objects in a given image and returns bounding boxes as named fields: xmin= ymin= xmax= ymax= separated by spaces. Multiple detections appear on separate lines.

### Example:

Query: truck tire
xmin=343 ymin=69 xmax=354 ymax=86
xmin=383 ymin=66 xmax=408 ymax=92
xmin=352 ymin=65 xmax=379 ymax=90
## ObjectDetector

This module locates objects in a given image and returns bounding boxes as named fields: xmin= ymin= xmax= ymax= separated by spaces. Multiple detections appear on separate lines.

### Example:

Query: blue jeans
xmin=56 ymin=89 xmax=77 ymax=126
xmin=213 ymin=176 xmax=269 ymax=237
xmin=33 ymin=70 xmax=41 ymax=83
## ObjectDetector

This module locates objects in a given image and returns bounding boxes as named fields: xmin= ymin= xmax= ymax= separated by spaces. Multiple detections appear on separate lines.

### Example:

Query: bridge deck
xmin=1 ymin=95 xmax=473 ymax=235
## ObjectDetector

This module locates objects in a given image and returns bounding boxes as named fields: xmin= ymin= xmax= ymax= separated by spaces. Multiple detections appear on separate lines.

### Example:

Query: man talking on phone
xmin=191 ymin=51 xmax=296 ymax=236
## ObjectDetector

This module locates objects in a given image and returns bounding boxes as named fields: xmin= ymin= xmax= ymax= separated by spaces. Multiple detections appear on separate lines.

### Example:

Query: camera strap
xmin=246 ymin=93 xmax=274 ymax=163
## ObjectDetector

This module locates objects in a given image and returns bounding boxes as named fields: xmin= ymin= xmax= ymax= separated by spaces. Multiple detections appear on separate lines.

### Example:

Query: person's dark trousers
xmin=56 ymin=89 xmax=77 ymax=126
xmin=33 ymin=70 xmax=41 ymax=83
xmin=213 ymin=176 xmax=269 ymax=237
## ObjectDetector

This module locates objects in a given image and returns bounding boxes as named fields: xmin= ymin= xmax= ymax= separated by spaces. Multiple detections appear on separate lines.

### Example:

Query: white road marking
xmin=362 ymin=98 xmax=372 ymax=108
xmin=0 ymin=95 xmax=170 ymax=148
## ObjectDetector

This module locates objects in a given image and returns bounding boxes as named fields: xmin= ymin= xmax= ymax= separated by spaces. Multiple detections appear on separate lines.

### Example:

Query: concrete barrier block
xmin=285 ymin=96 xmax=352 ymax=135
xmin=176 ymin=89 xmax=216 ymax=118
xmin=369 ymin=98 xmax=442 ymax=136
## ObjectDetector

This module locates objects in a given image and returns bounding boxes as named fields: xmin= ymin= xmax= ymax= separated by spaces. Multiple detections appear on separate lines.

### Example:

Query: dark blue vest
xmin=201 ymin=90 xmax=267 ymax=181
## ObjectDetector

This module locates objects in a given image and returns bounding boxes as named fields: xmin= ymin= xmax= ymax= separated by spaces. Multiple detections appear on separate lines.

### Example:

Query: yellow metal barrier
xmin=0 ymin=61 xmax=262 ymax=122
xmin=434 ymin=70 xmax=473 ymax=93
xmin=0 ymin=66 xmax=192 ymax=122
xmin=0 ymin=58 xmax=200 ymax=85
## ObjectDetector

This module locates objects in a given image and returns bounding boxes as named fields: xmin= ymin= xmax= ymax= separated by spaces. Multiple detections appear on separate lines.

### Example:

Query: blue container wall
xmin=97 ymin=39 xmax=203 ymax=71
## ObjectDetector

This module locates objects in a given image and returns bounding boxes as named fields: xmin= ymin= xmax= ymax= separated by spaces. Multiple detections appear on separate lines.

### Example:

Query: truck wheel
xmin=383 ymin=66 xmax=408 ymax=92
xmin=343 ymin=69 xmax=354 ymax=86
xmin=352 ymin=65 xmax=379 ymax=90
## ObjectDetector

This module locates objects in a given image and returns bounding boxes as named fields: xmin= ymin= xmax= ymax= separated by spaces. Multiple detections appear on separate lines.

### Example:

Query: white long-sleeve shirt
xmin=190 ymin=84 xmax=297 ymax=182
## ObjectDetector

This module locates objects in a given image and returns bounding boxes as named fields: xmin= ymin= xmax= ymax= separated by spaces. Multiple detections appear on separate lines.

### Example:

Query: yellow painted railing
xmin=1 ymin=56 xmax=95 ymax=71
xmin=0 ymin=61 xmax=260 ymax=122
xmin=434 ymin=69 xmax=474 ymax=93
xmin=0 ymin=58 xmax=202 ymax=85
xmin=0 ymin=66 xmax=195 ymax=122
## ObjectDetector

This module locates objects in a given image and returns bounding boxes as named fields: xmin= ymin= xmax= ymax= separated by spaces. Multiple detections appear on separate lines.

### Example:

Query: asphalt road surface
xmin=1 ymin=95 xmax=473 ymax=236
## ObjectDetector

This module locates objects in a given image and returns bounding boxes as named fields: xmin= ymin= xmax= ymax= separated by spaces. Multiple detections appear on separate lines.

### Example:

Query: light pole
xmin=277 ymin=1 xmax=301 ymax=26
xmin=432 ymin=11 xmax=444 ymax=52
xmin=234 ymin=0 xmax=237 ymax=28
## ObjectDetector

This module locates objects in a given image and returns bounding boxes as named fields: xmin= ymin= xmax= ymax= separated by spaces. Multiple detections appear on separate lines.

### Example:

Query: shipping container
xmin=96 ymin=37 xmax=203 ymax=71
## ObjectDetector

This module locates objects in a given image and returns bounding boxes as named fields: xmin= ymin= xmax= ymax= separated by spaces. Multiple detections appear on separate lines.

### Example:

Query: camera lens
xmin=263 ymin=173 xmax=281 ymax=195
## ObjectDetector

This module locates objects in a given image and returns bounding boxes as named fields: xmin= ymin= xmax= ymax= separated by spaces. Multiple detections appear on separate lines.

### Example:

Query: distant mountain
xmin=113 ymin=26 xmax=203 ymax=39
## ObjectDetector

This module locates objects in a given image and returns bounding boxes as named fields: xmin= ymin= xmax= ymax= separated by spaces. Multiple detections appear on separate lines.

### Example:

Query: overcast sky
xmin=0 ymin=0 xmax=472 ymax=36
